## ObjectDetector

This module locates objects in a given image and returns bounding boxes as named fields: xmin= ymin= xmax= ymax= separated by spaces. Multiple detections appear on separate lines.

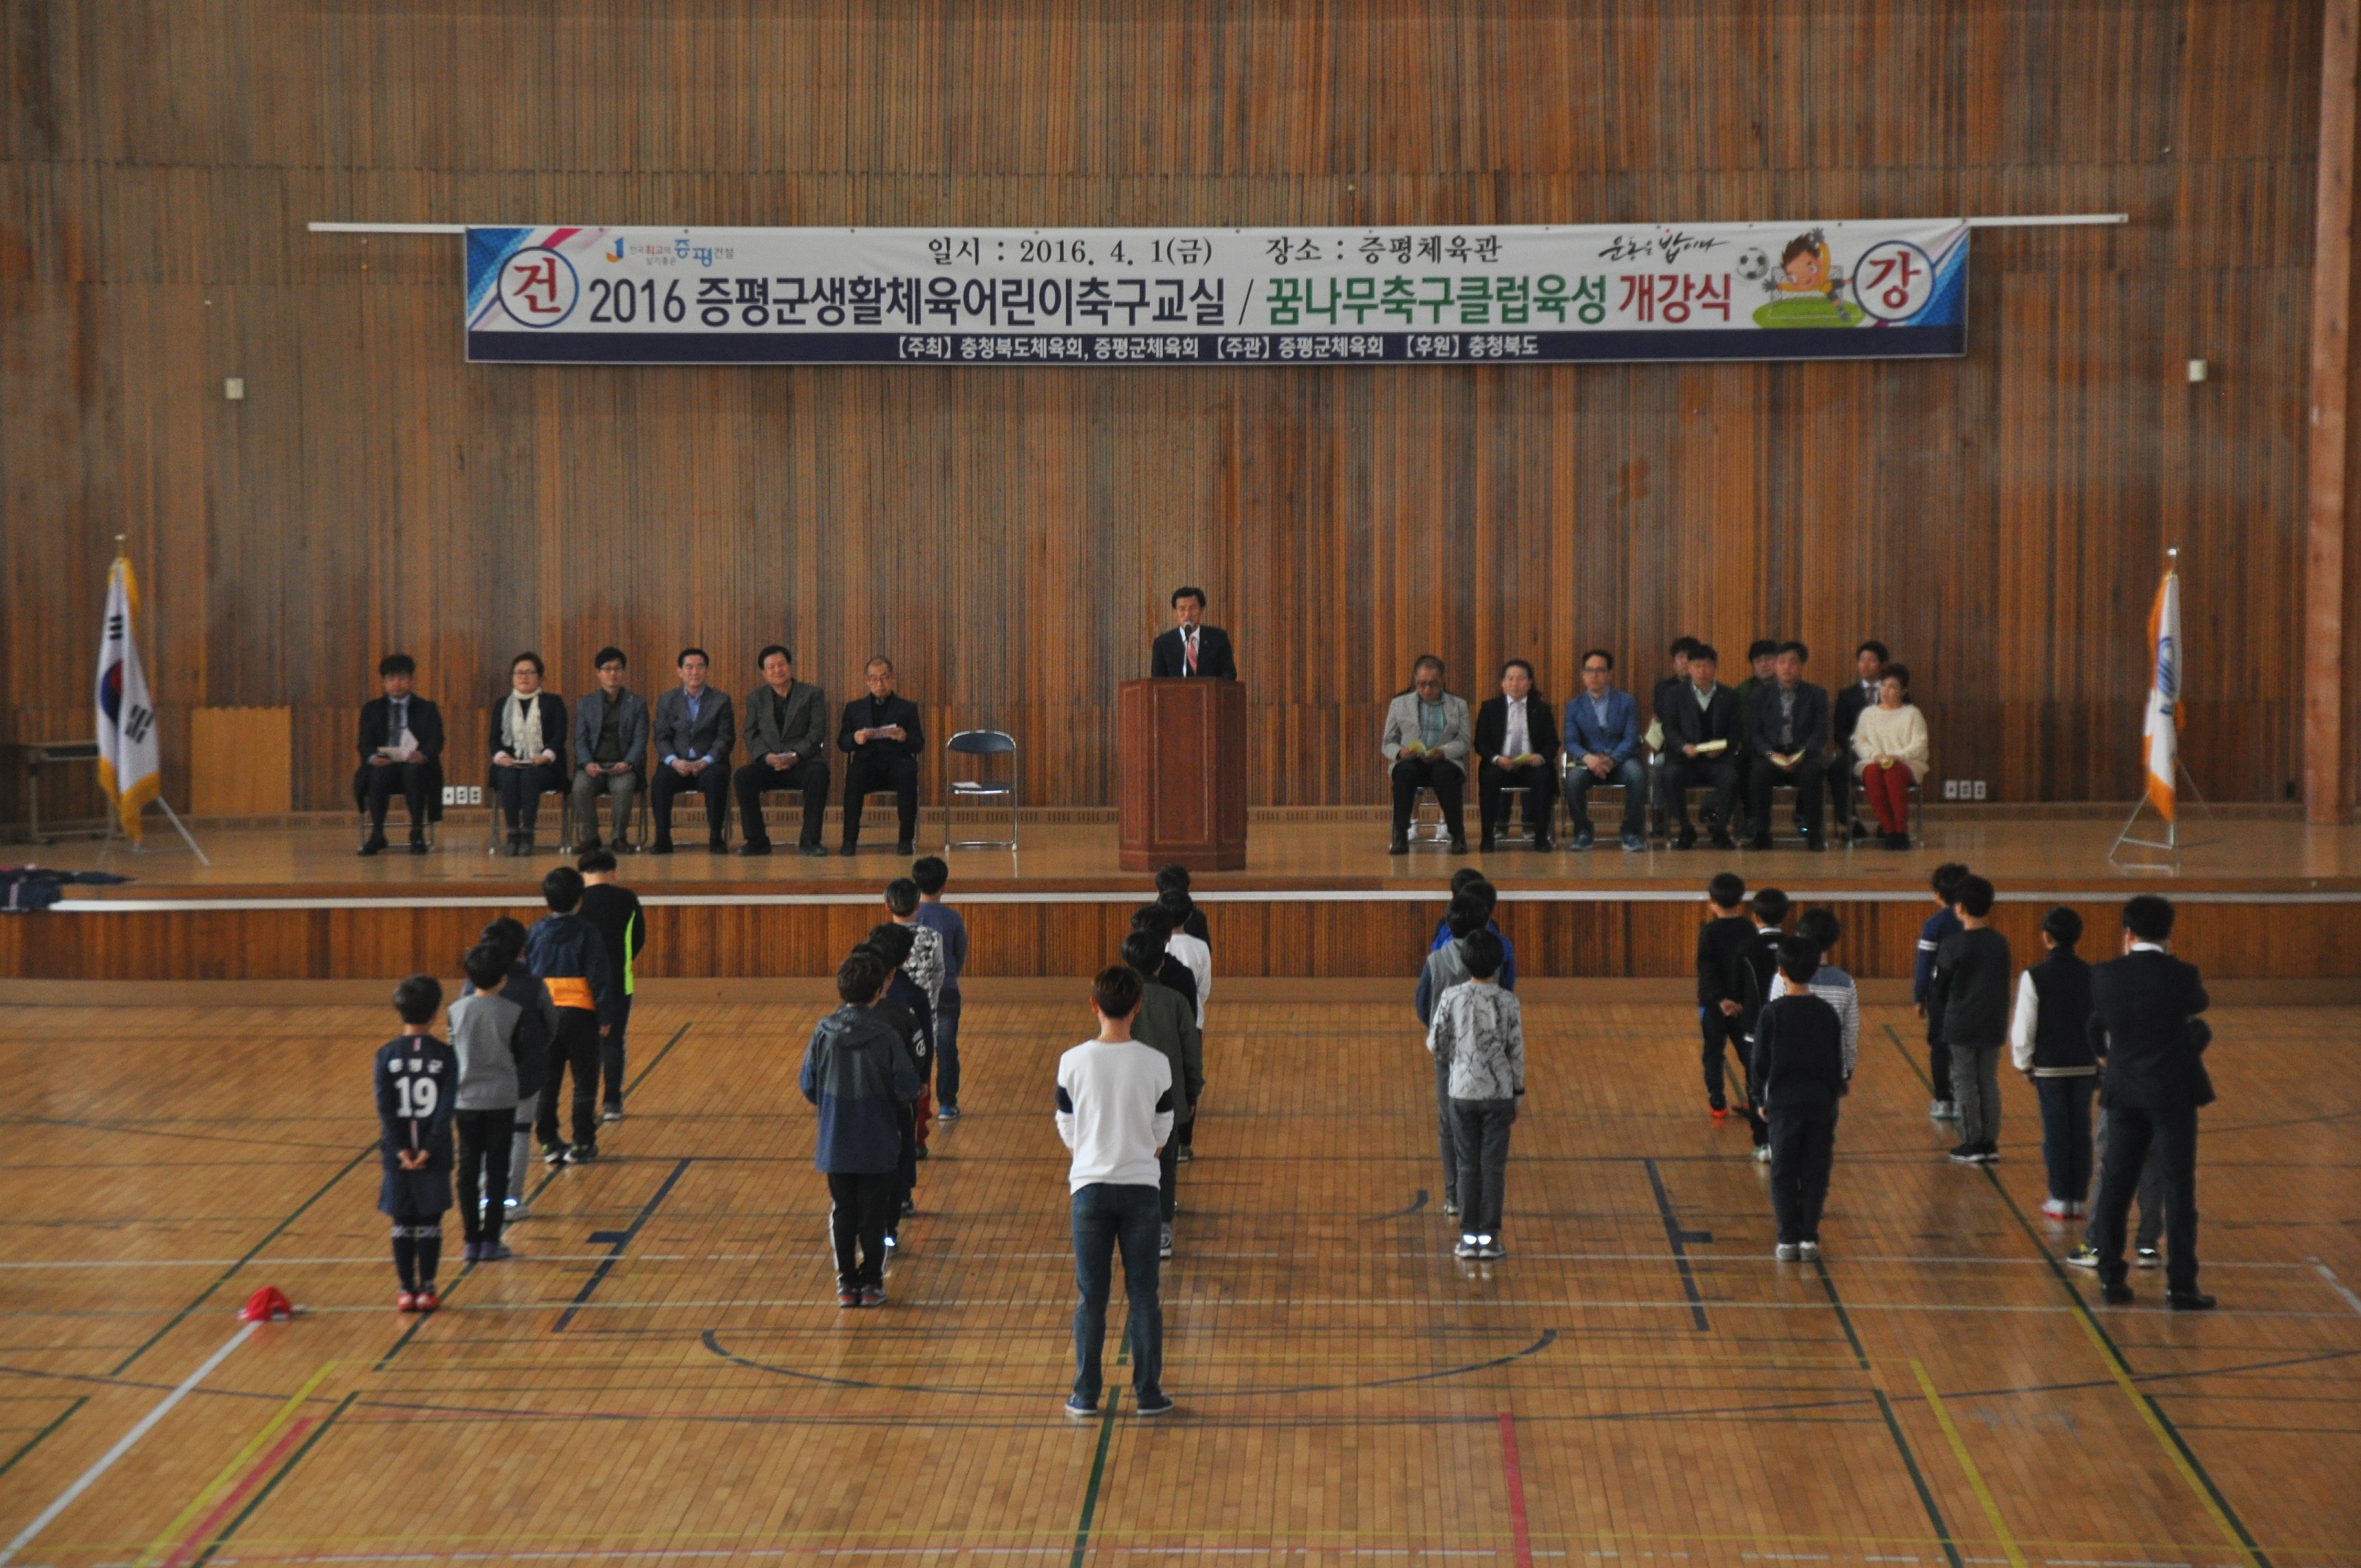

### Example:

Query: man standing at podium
xmin=1150 ymin=588 xmax=1236 ymax=679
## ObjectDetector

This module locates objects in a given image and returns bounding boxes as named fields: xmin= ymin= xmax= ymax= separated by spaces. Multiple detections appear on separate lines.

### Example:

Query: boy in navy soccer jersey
xmin=375 ymin=973 xmax=458 ymax=1313
xmin=1914 ymin=863 xmax=1972 ymax=1121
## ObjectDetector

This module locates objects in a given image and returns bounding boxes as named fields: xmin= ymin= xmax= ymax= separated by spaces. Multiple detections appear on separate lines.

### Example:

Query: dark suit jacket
xmin=1472 ymin=694 xmax=1560 ymax=766
xmin=838 ymin=694 xmax=926 ymax=764
xmin=742 ymin=679 xmax=830 ymax=765
xmin=1748 ymin=680 xmax=1832 ymax=761
xmin=487 ymin=692 xmax=567 ymax=773
xmin=2087 ymin=948 xmax=2212 ymax=1111
xmin=358 ymin=695 xmax=445 ymax=764
xmin=1661 ymin=683 xmax=1745 ymax=757
xmin=1151 ymin=625 xmax=1237 ymax=680
xmin=1832 ymin=679 xmax=1879 ymax=751
xmin=652 ymin=685 xmax=736 ymax=768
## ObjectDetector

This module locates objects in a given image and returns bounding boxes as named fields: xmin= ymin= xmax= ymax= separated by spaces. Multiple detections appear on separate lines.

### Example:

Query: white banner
xmin=466 ymin=220 xmax=1968 ymax=366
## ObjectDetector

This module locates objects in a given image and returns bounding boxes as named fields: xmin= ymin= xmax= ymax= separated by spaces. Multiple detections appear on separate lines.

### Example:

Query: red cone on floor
xmin=239 ymin=1285 xmax=295 ymax=1322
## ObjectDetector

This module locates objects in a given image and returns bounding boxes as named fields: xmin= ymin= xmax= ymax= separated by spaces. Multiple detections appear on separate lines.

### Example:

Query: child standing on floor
xmin=446 ymin=943 xmax=525 ymax=1263
xmin=1416 ymin=893 xmax=1490 ymax=1219
xmin=1930 ymin=875 xmax=2012 ymax=1165
xmin=1156 ymin=863 xmax=1211 ymax=944
xmin=910 ymin=857 xmax=969 ymax=1119
xmin=1427 ymin=929 xmax=1524 ymax=1262
xmin=1770 ymin=908 xmax=1860 ymax=1087
xmin=1122 ymin=929 xmax=1201 ymax=1259
xmin=885 ymin=880 xmax=944 ymax=1148
xmin=1914 ymin=863 xmax=1972 ymax=1120
xmin=1430 ymin=871 xmax=1517 ymax=990
xmin=2012 ymin=907 xmax=2097 ymax=1220
xmin=526 ymin=867 xmax=618 ymax=1166
xmin=1729 ymin=887 xmax=1791 ymax=1161
xmin=375 ymin=974 xmax=457 ymax=1312
xmin=801 ymin=947 xmax=919 ymax=1307
xmin=1695 ymin=872 xmax=1752 ymax=1120
xmin=466 ymin=918 xmax=554 ymax=1222
xmin=1752 ymin=937 xmax=1848 ymax=1260
xmin=576 ymin=849 xmax=645 ymax=1125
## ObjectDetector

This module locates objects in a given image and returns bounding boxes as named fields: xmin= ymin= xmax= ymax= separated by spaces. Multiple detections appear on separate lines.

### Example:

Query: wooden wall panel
xmin=0 ymin=1 xmax=2339 ymax=824
xmin=4 ymin=896 xmax=2353 ymax=984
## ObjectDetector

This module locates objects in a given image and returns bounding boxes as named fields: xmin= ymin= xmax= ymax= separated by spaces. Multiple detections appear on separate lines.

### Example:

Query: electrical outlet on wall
xmin=1973 ymin=780 xmax=1987 ymax=801
xmin=1943 ymin=780 xmax=1960 ymax=800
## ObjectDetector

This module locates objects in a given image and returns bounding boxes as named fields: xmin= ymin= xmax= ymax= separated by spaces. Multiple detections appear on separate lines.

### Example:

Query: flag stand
xmin=99 ymin=797 xmax=211 ymax=867
xmin=2106 ymin=761 xmax=2215 ymax=868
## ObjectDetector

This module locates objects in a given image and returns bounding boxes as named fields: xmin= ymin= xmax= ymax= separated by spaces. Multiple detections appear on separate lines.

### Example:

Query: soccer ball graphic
xmin=1733 ymin=247 xmax=1771 ymax=283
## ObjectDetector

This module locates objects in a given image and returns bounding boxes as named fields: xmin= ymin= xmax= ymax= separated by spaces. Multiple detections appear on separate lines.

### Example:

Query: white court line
xmin=0 ymin=1319 xmax=257 ymax=1566
xmin=2312 ymin=1261 xmax=2361 ymax=1315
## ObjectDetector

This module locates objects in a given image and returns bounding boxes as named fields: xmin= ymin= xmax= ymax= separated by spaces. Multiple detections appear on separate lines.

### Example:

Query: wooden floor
xmin=27 ymin=815 xmax=2361 ymax=897
xmin=1 ymin=985 xmax=2355 ymax=1568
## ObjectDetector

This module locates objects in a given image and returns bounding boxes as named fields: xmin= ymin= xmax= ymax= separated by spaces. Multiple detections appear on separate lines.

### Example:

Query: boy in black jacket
xmin=2011 ymin=907 xmax=2097 ymax=1219
xmin=1752 ymin=937 xmax=1846 ymax=1260
xmin=526 ymin=867 xmax=618 ymax=1166
xmin=1694 ymin=872 xmax=1752 ymax=1119
xmin=577 ymin=848 xmax=646 ymax=1124
xmin=864 ymin=923 xmax=933 ymax=1243
xmin=375 ymin=974 xmax=457 ymax=1313
xmin=1729 ymin=886 xmax=1791 ymax=1160
xmin=1914 ymin=863 xmax=1972 ymax=1120
xmin=1930 ymin=875 xmax=2012 ymax=1164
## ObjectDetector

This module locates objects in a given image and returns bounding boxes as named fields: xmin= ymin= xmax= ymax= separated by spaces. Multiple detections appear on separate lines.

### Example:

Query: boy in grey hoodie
xmin=447 ymin=942 xmax=526 ymax=1261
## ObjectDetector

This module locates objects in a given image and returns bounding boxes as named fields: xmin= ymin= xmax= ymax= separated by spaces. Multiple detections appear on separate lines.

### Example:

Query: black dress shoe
xmin=896 ymin=840 xmax=915 ymax=856
xmin=1672 ymin=827 xmax=1697 ymax=850
xmin=358 ymin=834 xmax=388 ymax=857
xmin=1709 ymin=827 xmax=1736 ymax=850
xmin=1849 ymin=820 xmax=1870 ymax=841
xmin=736 ymin=842 xmax=773 ymax=857
xmin=407 ymin=838 xmax=429 ymax=856
xmin=1804 ymin=832 xmax=1826 ymax=853
xmin=1531 ymin=836 xmax=1553 ymax=852
xmin=1388 ymin=835 xmax=1410 ymax=856
xmin=1479 ymin=835 xmax=1496 ymax=853
xmin=2100 ymin=1282 xmax=2135 ymax=1305
xmin=1448 ymin=836 xmax=1470 ymax=855
xmin=2167 ymin=1290 xmax=2216 ymax=1312
xmin=708 ymin=837 xmax=728 ymax=854
xmin=839 ymin=844 xmax=859 ymax=857
xmin=1748 ymin=833 xmax=1774 ymax=851
xmin=648 ymin=838 xmax=675 ymax=856
xmin=799 ymin=843 xmax=831 ymax=858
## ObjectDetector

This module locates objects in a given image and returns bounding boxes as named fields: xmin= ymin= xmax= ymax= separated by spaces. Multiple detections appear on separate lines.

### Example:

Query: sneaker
xmin=1948 ymin=1143 xmax=1983 ymax=1164
xmin=1159 ymin=1225 xmax=1173 ymax=1260
xmin=396 ymin=1289 xmax=419 ymax=1312
xmin=1622 ymin=832 xmax=1645 ymax=852
xmin=541 ymin=1141 xmax=570 ymax=1166
xmin=566 ymin=1144 xmax=598 ymax=1164
xmin=601 ymin=1105 xmax=625 ymax=1123
xmin=2166 ymin=1291 xmax=2216 ymax=1312
xmin=1711 ymin=1106 xmax=1729 ymax=1123
xmin=2136 ymin=1246 xmax=2161 ymax=1269
xmin=838 ymin=1288 xmax=860 ymax=1308
xmin=1976 ymin=1144 xmax=2000 ymax=1164
xmin=1477 ymin=1237 xmax=1506 ymax=1260
xmin=1176 ymin=1147 xmax=1193 ymax=1164
xmin=1774 ymin=1243 xmax=1800 ymax=1261
xmin=2100 ymin=1282 xmax=2135 ymax=1305
xmin=1931 ymin=1100 xmax=1958 ymax=1120
xmin=482 ymin=1243 xmax=513 ymax=1261
xmin=1753 ymin=1144 xmax=1771 ymax=1164
xmin=1798 ymin=1240 xmax=1821 ymax=1260
xmin=1454 ymin=1235 xmax=1479 ymax=1259
xmin=2063 ymin=1243 xmax=2100 ymax=1268
xmin=1572 ymin=828 xmax=1595 ymax=851
xmin=2067 ymin=1200 xmax=2087 ymax=1217
xmin=860 ymin=1285 xmax=886 ymax=1307
xmin=1442 ymin=1199 xmax=1459 ymax=1218
xmin=1065 ymin=1395 xmax=1098 ymax=1418
xmin=1134 ymin=1390 xmax=1175 ymax=1417
xmin=2040 ymin=1199 xmax=2071 ymax=1220
xmin=505 ymin=1201 xmax=529 ymax=1222
xmin=883 ymin=1233 xmax=898 ymax=1252
xmin=414 ymin=1285 xmax=440 ymax=1313
xmin=937 ymin=1105 xmax=961 ymax=1121
xmin=463 ymin=1241 xmax=484 ymax=1263
xmin=900 ymin=1197 xmax=916 ymax=1216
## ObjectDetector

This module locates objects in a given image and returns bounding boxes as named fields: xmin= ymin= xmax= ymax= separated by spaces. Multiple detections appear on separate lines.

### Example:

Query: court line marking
xmin=1912 ymin=1360 xmax=2028 ymax=1568
xmin=0 ymin=1396 xmax=85 ymax=1481
xmin=1501 ymin=1412 xmax=1536 ymax=1568
xmin=137 ymin=1363 xmax=339 ymax=1567
xmin=1065 ymin=1387 xmax=1120 ymax=1568
xmin=1640 ymin=1158 xmax=1711 ymax=1332
xmin=554 ymin=1160 xmax=695 ymax=1332
xmin=0 ymin=1321 xmax=257 ymax=1567
xmin=189 ymin=1391 xmax=357 ymax=1568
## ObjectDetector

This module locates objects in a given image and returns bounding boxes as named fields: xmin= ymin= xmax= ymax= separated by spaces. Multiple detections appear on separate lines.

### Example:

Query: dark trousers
xmin=1390 ymin=755 xmax=1467 ymax=840
xmin=600 ymin=993 xmax=632 ymax=1109
xmin=2091 ymin=1101 xmax=2201 ymax=1293
xmin=1747 ymin=753 xmax=1828 ymax=840
xmin=1450 ymin=1097 xmax=1517 ymax=1236
xmin=1071 ymin=1182 xmax=1164 ymax=1404
xmin=1434 ymin=1056 xmax=1459 ymax=1200
xmin=1562 ymin=755 xmax=1648 ymax=838
xmin=844 ymin=753 xmax=920 ymax=849
xmin=733 ymin=758 xmax=830 ymax=847
xmin=1158 ymin=1129 xmax=1183 ymax=1222
xmin=452 ymin=1108 xmax=514 ymax=1246
xmin=1659 ymin=756 xmax=1739 ymax=833
xmin=535 ymin=1007 xmax=602 ymax=1150
xmin=650 ymin=763 xmax=730 ymax=845
xmin=1929 ymin=1034 xmax=1954 ymax=1101
xmin=494 ymin=763 xmax=562 ymax=834
xmin=364 ymin=761 xmax=434 ymax=835
xmin=827 ymin=1170 xmax=899 ymax=1288
xmin=2035 ymin=1075 xmax=2097 ymax=1205
xmin=1766 ymin=1106 xmax=1839 ymax=1244
xmin=2087 ymin=1110 xmax=2167 ymax=1252
xmin=1476 ymin=760 xmax=1556 ymax=842
xmin=1700 ymin=1006 xmax=1744 ymax=1106
xmin=935 ymin=994 xmax=962 ymax=1109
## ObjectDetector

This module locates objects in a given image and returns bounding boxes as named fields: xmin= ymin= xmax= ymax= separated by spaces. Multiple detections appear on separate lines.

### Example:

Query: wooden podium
xmin=1117 ymin=678 xmax=1248 ymax=871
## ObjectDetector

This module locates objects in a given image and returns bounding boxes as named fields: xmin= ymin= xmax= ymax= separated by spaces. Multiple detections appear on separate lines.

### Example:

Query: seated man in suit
xmin=1562 ymin=648 xmax=1647 ymax=852
xmin=1830 ymin=640 xmax=1888 ymax=840
xmin=356 ymin=652 xmax=444 ymax=856
xmin=1150 ymin=586 xmax=1237 ymax=678
xmin=570 ymin=646 xmax=649 ymax=852
xmin=649 ymin=647 xmax=736 ymax=854
xmin=1658 ymin=645 xmax=1744 ymax=850
xmin=1650 ymin=637 xmax=1701 ymax=733
xmin=489 ymin=652 xmax=565 ymax=857
xmin=1473 ymin=658 xmax=1557 ymax=852
xmin=838 ymin=656 xmax=926 ymax=856
xmin=1382 ymin=656 xmax=1472 ymax=855
xmin=1747 ymin=641 xmax=1832 ymax=851
xmin=733 ymin=645 xmax=831 ymax=857
xmin=2085 ymin=894 xmax=2214 ymax=1310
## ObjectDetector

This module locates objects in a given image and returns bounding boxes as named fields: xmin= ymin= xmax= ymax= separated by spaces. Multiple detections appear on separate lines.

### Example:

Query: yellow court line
xmin=135 ymin=1361 xmax=339 ymax=1568
xmin=1910 ymin=1359 xmax=2025 ymax=1568
xmin=2069 ymin=1310 xmax=2267 ymax=1568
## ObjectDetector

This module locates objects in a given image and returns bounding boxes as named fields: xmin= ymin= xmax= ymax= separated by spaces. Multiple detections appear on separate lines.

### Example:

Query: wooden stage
xmin=0 ymin=981 xmax=2353 ymax=1568
xmin=6 ymin=816 xmax=2360 ymax=984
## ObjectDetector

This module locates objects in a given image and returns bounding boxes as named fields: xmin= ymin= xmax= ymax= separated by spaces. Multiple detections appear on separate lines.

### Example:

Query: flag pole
xmin=96 ymin=532 xmax=210 ymax=867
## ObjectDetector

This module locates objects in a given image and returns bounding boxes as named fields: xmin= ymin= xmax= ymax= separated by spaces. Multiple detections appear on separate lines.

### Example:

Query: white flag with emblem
xmin=94 ymin=553 xmax=161 ymax=841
